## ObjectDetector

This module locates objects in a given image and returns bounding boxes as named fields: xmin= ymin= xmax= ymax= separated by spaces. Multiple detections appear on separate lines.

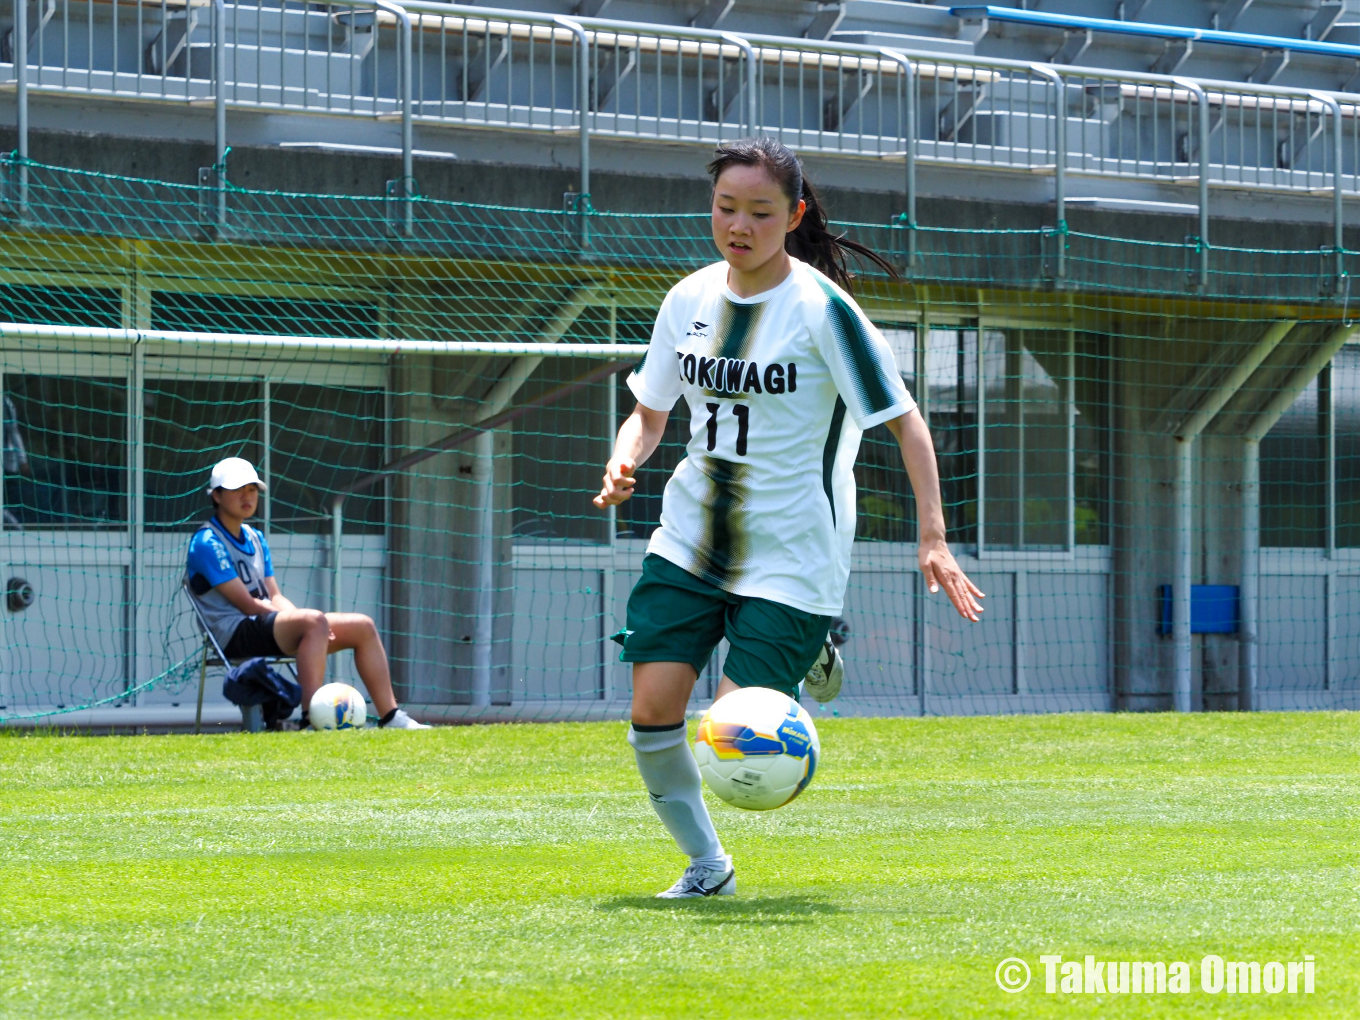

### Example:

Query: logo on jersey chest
xmin=685 ymin=321 xmax=710 ymax=338
xmin=676 ymin=352 xmax=798 ymax=396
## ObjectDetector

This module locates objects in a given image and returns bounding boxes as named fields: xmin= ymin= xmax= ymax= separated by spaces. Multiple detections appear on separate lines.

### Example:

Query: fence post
xmin=553 ymin=16 xmax=591 ymax=248
xmin=1031 ymin=64 xmax=1066 ymax=279
xmin=14 ymin=0 xmax=27 ymax=220
xmin=376 ymin=0 xmax=414 ymax=237
xmin=1174 ymin=77 xmax=1210 ymax=289
xmin=880 ymin=50 xmax=916 ymax=269
xmin=720 ymin=31 xmax=758 ymax=135
xmin=1239 ymin=438 xmax=1258 ymax=710
xmin=213 ymin=0 xmax=226 ymax=228
xmin=1309 ymin=91 xmax=1344 ymax=293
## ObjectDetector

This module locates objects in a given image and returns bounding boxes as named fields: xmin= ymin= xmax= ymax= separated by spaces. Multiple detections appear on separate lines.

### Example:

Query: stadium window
xmin=270 ymin=385 xmax=385 ymax=535
xmin=1335 ymin=343 xmax=1359 ymax=547
xmin=0 ymin=284 xmax=121 ymax=327
xmin=150 ymin=293 xmax=378 ymax=338
xmin=514 ymin=354 xmax=611 ymax=544
xmin=855 ymin=327 xmax=917 ymax=543
xmin=926 ymin=327 xmax=979 ymax=547
xmin=1261 ymin=374 xmax=1324 ymax=548
xmin=1073 ymin=333 xmax=1111 ymax=546
xmin=979 ymin=329 xmax=1109 ymax=550
xmin=144 ymin=380 xmax=262 ymax=530
xmin=3 ymin=376 xmax=127 ymax=529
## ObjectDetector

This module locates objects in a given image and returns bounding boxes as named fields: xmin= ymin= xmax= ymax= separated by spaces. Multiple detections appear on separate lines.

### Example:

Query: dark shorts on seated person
xmin=223 ymin=612 xmax=284 ymax=660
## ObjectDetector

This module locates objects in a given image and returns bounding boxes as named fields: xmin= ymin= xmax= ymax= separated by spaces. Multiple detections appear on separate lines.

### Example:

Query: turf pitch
xmin=1 ymin=712 xmax=1357 ymax=1018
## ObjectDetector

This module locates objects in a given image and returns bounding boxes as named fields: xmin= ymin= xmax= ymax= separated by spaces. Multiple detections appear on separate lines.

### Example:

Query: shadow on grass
xmin=596 ymin=894 xmax=843 ymax=924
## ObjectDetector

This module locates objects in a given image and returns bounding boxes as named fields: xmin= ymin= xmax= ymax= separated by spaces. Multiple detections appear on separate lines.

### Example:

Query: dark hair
xmin=706 ymin=137 xmax=898 ymax=292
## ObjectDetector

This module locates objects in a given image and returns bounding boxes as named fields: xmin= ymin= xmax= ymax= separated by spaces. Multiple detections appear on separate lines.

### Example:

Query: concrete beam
xmin=1244 ymin=322 xmax=1359 ymax=441
xmin=1174 ymin=319 xmax=1295 ymax=441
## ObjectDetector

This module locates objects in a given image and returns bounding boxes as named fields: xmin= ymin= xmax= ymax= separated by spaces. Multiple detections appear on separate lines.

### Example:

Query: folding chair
xmin=184 ymin=581 xmax=298 ymax=734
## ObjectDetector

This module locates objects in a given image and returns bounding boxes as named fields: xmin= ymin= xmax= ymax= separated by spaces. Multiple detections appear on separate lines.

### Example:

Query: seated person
xmin=185 ymin=456 xmax=428 ymax=730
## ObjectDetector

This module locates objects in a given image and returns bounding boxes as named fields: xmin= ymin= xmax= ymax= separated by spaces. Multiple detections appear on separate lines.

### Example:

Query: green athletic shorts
xmin=614 ymin=554 xmax=831 ymax=699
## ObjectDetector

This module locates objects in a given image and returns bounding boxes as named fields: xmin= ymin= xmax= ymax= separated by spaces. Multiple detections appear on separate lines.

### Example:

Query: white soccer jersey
xmin=628 ymin=258 xmax=916 ymax=615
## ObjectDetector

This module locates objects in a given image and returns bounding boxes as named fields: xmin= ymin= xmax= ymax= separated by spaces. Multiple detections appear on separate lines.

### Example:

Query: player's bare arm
xmin=263 ymin=575 xmax=297 ymax=614
xmin=886 ymin=409 xmax=985 ymax=623
xmin=593 ymin=401 xmax=669 ymax=508
xmin=215 ymin=576 xmax=275 ymax=617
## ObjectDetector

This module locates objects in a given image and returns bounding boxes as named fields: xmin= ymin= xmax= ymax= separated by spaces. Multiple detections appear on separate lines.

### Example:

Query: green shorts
xmin=614 ymin=554 xmax=831 ymax=699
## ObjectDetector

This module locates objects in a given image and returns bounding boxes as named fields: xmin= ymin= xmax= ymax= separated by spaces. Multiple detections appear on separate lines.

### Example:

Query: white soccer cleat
xmin=656 ymin=856 xmax=736 ymax=899
xmin=802 ymin=635 xmax=844 ymax=703
xmin=381 ymin=708 xmax=431 ymax=730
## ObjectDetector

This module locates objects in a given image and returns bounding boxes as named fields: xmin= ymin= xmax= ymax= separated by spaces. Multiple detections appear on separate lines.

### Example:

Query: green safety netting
xmin=0 ymin=156 xmax=1354 ymax=723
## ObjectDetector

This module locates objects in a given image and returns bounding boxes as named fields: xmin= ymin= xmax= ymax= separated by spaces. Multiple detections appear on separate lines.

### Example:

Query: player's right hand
xmin=593 ymin=458 xmax=637 ymax=508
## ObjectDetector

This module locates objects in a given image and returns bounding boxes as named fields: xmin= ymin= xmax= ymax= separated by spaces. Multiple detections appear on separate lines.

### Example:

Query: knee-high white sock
xmin=628 ymin=722 xmax=726 ymax=868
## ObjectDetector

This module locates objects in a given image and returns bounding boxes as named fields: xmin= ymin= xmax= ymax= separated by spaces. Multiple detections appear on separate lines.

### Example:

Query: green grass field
xmin=2 ymin=713 xmax=1357 ymax=1019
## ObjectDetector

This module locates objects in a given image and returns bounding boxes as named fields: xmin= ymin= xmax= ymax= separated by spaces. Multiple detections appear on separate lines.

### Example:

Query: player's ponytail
xmin=706 ymin=137 xmax=898 ymax=293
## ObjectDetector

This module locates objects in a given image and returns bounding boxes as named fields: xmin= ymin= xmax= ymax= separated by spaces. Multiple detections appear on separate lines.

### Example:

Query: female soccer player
xmin=593 ymin=137 xmax=983 ymax=898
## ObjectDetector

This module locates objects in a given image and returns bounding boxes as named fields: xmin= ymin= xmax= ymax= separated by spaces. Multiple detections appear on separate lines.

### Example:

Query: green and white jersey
xmin=628 ymin=257 xmax=916 ymax=615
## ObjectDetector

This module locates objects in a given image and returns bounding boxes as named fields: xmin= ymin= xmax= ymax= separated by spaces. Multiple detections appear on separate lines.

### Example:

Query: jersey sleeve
xmin=627 ymin=287 xmax=684 ymax=412
xmin=809 ymin=277 xmax=917 ymax=430
xmin=186 ymin=528 xmax=236 ymax=587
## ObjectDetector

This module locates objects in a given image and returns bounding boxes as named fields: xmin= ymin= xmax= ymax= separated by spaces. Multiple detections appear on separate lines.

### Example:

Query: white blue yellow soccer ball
xmin=309 ymin=682 xmax=367 ymax=730
xmin=693 ymin=686 xmax=820 ymax=810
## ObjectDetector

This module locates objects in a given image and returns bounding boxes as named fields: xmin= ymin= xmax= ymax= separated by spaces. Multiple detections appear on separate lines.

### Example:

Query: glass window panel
xmin=144 ymin=381 xmax=262 ymax=530
xmin=151 ymin=294 xmax=377 ymax=338
xmin=271 ymin=385 xmax=385 ymax=535
xmin=514 ymin=359 xmax=610 ymax=544
xmin=0 ymin=285 xmax=121 ymax=327
xmin=613 ymin=373 xmax=687 ymax=540
xmin=983 ymin=329 xmax=1069 ymax=550
xmin=1074 ymin=333 xmax=1110 ymax=545
xmin=856 ymin=327 xmax=916 ymax=543
xmin=926 ymin=327 xmax=978 ymax=546
xmin=3 ymin=376 xmax=127 ymax=529
xmin=1336 ymin=344 xmax=1359 ymax=547
xmin=1262 ymin=375 xmax=1323 ymax=548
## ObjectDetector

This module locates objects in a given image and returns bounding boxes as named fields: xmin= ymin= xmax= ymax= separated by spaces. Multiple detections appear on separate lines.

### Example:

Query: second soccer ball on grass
xmin=309 ymin=682 xmax=368 ymax=730
xmin=693 ymin=687 xmax=820 ymax=810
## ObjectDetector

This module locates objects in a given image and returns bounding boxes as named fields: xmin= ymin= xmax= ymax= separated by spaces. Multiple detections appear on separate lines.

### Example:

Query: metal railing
xmin=3 ymin=0 xmax=1358 ymax=275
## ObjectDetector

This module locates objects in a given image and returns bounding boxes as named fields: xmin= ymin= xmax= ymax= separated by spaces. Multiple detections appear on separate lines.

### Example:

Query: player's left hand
xmin=919 ymin=538 xmax=984 ymax=622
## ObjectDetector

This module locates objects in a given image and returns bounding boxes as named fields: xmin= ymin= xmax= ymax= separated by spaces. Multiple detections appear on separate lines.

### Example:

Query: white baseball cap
xmin=206 ymin=457 xmax=267 ymax=493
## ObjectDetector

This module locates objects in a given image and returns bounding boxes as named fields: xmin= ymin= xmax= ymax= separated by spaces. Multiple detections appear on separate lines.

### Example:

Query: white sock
xmin=628 ymin=723 xmax=726 ymax=869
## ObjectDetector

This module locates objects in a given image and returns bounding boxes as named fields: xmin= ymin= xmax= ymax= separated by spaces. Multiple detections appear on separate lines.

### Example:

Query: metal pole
xmin=1239 ymin=438 xmax=1258 ymax=710
xmin=214 ymin=0 xmax=226 ymax=228
xmin=331 ymin=495 xmax=344 ymax=615
xmin=1309 ymin=91 xmax=1344 ymax=291
xmin=376 ymin=0 xmax=413 ymax=236
xmin=1174 ymin=77 xmax=1210 ymax=289
xmin=471 ymin=428 xmax=495 ymax=708
xmin=554 ymin=16 xmax=590 ymax=247
xmin=14 ymin=0 xmax=28 ymax=219
xmin=1172 ymin=437 xmax=1193 ymax=711
xmin=1031 ymin=64 xmax=1065 ymax=278
xmin=720 ymin=31 xmax=757 ymax=135
xmin=881 ymin=50 xmax=916 ymax=268
xmin=1166 ymin=318 xmax=1293 ymax=712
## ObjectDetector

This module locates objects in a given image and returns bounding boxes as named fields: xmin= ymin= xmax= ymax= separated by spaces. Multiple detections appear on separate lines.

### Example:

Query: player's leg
xmin=324 ymin=613 xmax=396 ymax=716
xmin=325 ymin=613 xmax=427 ymax=728
xmin=271 ymin=608 xmax=331 ymax=707
xmin=618 ymin=556 xmax=732 ymax=897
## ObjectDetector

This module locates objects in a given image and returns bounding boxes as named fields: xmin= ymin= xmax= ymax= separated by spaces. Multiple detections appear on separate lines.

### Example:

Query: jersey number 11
xmin=705 ymin=402 xmax=749 ymax=456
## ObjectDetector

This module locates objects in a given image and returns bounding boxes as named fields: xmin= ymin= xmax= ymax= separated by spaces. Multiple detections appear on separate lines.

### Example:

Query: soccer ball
xmin=693 ymin=687 xmax=820 ymax=810
xmin=309 ymin=682 xmax=367 ymax=730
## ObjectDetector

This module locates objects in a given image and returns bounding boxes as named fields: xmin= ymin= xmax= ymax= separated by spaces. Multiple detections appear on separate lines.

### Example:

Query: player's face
xmin=215 ymin=483 xmax=258 ymax=520
xmin=711 ymin=165 xmax=805 ymax=276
